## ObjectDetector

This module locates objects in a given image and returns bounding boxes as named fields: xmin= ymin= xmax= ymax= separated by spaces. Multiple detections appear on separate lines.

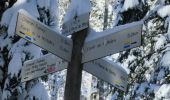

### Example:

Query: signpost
xmin=15 ymin=7 xmax=143 ymax=100
xmin=21 ymin=54 xmax=128 ymax=91
xmin=15 ymin=10 xmax=73 ymax=62
xmin=21 ymin=54 xmax=67 ymax=82
xmin=62 ymin=13 xmax=89 ymax=36
xmin=82 ymin=21 xmax=143 ymax=63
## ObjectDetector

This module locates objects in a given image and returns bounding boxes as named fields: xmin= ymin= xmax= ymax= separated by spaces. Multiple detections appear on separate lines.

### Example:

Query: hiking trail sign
xmin=82 ymin=21 xmax=143 ymax=63
xmin=21 ymin=54 xmax=128 ymax=91
xmin=21 ymin=54 xmax=67 ymax=82
xmin=16 ymin=9 xmax=143 ymax=94
xmin=84 ymin=58 xmax=128 ymax=92
xmin=15 ymin=10 xmax=72 ymax=62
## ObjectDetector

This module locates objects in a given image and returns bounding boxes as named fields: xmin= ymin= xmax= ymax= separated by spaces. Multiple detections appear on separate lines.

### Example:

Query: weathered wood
xmin=64 ymin=28 xmax=88 ymax=100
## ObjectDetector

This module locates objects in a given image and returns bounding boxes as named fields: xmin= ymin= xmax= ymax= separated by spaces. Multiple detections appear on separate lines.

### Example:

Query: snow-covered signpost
xmin=15 ymin=0 xmax=143 ymax=99
xmin=63 ymin=0 xmax=91 ymax=100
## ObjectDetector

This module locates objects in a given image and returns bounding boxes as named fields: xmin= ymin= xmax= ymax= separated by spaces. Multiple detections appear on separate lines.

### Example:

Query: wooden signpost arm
xmin=64 ymin=28 xmax=88 ymax=100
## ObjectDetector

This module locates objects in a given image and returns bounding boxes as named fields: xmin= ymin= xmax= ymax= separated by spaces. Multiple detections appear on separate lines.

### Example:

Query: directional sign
xmin=21 ymin=54 xmax=128 ymax=91
xmin=15 ymin=10 xmax=72 ymax=62
xmin=21 ymin=54 xmax=67 ymax=82
xmin=62 ymin=13 xmax=89 ymax=36
xmin=82 ymin=21 xmax=143 ymax=63
xmin=84 ymin=58 xmax=128 ymax=92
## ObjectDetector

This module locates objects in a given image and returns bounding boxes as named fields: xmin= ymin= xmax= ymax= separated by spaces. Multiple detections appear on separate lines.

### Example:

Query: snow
xmin=155 ymin=84 xmax=170 ymax=99
xmin=145 ymin=70 xmax=152 ymax=82
xmin=28 ymin=82 xmax=49 ymax=100
xmin=1 ymin=0 xmax=61 ymax=99
xmin=81 ymin=71 xmax=92 ymax=99
xmin=142 ymin=5 xmax=162 ymax=22
xmin=9 ymin=39 xmax=25 ymax=56
xmin=0 ymin=8 xmax=13 ymax=27
xmin=154 ymin=34 xmax=166 ymax=51
xmin=37 ymin=0 xmax=50 ymax=10
xmin=105 ymin=58 xmax=129 ymax=74
xmin=0 ymin=33 xmax=12 ymax=50
xmin=133 ymin=83 xmax=139 ymax=93
xmin=121 ymin=53 xmax=137 ymax=73
xmin=49 ymin=0 xmax=59 ymax=32
xmin=157 ymin=69 xmax=165 ymax=81
xmin=112 ymin=1 xmax=122 ymax=27
xmin=6 ymin=9 xmax=41 ymax=77
xmin=136 ymin=82 xmax=148 ymax=95
xmin=24 ymin=43 xmax=42 ymax=59
xmin=63 ymin=0 xmax=91 ymax=22
xmin=111 ymin=53 xmax=120 ymax=61
xmin=111 ymin=91 xmax=118 ymax=100
xmin=2 ymin=78 xmax=11 ymax=100
xmin=149 ymin=84 xmax=160 ymax=93
xmin=157 ymin=5 xmax=170 ymax=18
xmin=85 ymin=21 xmax=143 ymax=42
xmin=160 ymin=50 xmax=170 ymax=70
xmin=1 ymin=0 xmax=39 ymax=37
xmin=91 ymin=77 xmax=98 ymax=93
xmin=121 ymin=0 xmax=139 ymax=11
xmin=8 ymin=52 xmax=22 ymax=77
xmin=19 ymin=9 xmax=62 ymax=35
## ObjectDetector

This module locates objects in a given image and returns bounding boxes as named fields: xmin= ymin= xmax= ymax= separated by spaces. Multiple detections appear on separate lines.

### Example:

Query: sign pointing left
xmin=15 ymin=10 xmax=73 ymax=62
xmin=21 ymin=54 xmax=68 ymax=82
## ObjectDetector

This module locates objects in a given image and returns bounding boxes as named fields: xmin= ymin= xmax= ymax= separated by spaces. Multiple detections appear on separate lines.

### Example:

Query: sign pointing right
xmin=84 ymin=58 xmax=128 ymax=92
xmin=82 ymin=21 xmax=143 ymax=63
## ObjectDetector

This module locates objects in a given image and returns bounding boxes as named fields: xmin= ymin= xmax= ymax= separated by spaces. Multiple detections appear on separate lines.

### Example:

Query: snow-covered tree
xmin=113 ymin=0 xmax=170 ymax=99
xmin=0 ymin=0 xmax=59 ymax=99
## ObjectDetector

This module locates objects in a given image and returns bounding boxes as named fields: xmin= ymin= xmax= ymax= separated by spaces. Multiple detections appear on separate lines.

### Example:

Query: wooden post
xmin=64 ymin=28 xmax=88 ymax=100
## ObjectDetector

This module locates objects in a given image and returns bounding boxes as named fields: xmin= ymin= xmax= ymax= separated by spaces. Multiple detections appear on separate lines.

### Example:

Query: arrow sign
xmin=15 ymin=10 xmax=73 ymax=62
xmin=21 ymin=54 xmax=128 ymax=91
xmin=84 ymin=58 xmax=128 ymax=92
xmin=62 ymin=13 xmax=89 ymax=36
xmin=82 ymin=21 xmax=143 ymax=63
xmin=21 ymin=54 xmax=67 ymax=82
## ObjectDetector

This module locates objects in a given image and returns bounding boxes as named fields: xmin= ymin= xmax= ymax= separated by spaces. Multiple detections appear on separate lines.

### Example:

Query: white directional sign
xmin=21 ymin=54 xmax=128 ymax=91
xmin=82 ymin=21 xmax=143 ymax=63
xmin=15 ymin=10 xmax=72 ymax=62
xmin=21 ymin=54 xmax=67 ymax=82
xmin=84 ymin=58 xmax=128 ymax=92
xmin=62 ymin=13 xmax=89 ymax=36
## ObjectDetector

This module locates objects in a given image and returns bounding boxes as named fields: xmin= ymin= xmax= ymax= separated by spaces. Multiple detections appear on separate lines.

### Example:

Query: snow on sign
xmin=62 ymin=13 xmax=89 ymax=36
xmin=15 ymin=10 xmax=73 ymax=62
xmin=82 ymin=21 xmax=143 ymax=63
xmin=84 ymin=58 xmax=128 ymax=92
xmin=21 ymin=54 xmax=67 ymax=82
